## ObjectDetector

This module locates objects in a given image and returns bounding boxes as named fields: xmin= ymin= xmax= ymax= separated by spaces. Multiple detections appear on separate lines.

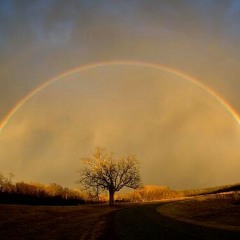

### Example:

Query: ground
xmin=0 ymin=203 xmax=121 ymax=240
xmin=158 ymin=194 xmax=240 ymax=231
xmin=0 ymin=195 xmax=239 ymax=239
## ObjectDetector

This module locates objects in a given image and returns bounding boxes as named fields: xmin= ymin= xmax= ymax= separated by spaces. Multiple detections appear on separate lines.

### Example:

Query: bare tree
xmin=0 ymin=172 xmax=14 ymax=193
xmin=77 ymin=147 xmax=141 ymax=206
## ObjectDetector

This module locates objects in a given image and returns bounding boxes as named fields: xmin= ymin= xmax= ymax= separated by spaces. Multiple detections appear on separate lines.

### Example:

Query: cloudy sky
xmin=1 ymin=0 xmax=240 ymax=190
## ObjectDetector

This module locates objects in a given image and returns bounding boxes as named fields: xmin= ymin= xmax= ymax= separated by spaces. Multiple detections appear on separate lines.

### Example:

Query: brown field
xmin=1 ymin=194 xmax=239 ymax=239
xmin=158 ymin=194 xmax=240 ymax=231
xmin=0 ymin=203 xmax=125 ymax=240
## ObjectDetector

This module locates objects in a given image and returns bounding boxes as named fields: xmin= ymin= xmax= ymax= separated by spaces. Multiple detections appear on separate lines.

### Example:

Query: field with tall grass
xmin=158 ymin=192 xmax=240 ymax=231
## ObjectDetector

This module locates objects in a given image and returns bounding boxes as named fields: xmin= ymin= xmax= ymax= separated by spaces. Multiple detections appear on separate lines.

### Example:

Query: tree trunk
xmin=109 ymin=189 xmax=115 ymax=206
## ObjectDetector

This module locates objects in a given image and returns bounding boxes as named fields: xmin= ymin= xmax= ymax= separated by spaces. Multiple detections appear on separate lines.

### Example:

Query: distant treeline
xmin=127 ymin=185 xmax=182 ymax=202
xmin=125 ymin=183 xmax=240 ymax=202
xmin=0 ymin=173 xmax=84 ymax=205
xmin=1 ymin=172 xmax=240 ymax=205
xmin=182 ymin=183 xmax=240 ymax=197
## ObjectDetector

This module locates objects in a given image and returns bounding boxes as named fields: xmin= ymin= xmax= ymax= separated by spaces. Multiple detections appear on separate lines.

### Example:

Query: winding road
xmin=101 ymin=203 xmax=240 ymax=240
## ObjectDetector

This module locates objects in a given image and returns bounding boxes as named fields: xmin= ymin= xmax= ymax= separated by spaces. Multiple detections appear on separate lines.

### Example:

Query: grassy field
xmin=0 ymin=203 xmax=124 ymax=240
xmin=158 ymin=194 xmax=240 ymax=231
xmin=1 ymin=189 xmax=240 ymax=239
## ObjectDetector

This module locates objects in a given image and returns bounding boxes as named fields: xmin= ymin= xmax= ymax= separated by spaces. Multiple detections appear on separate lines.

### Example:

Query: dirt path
xmin=101 ymin=202 xmax=240 ymax=240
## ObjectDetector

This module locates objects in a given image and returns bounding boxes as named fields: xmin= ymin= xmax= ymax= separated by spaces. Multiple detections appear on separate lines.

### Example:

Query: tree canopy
xmin=77 ymin=147 xmax=141 ymax=205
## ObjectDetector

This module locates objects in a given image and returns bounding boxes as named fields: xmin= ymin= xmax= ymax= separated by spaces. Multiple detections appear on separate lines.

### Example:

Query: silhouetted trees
xmin=77 ymin=147 xmax=141 ymax=206
xmin=0 ymin=172 xmax=84 ymax=205
xmin=0 ymin=172 xmax=14 ymax=193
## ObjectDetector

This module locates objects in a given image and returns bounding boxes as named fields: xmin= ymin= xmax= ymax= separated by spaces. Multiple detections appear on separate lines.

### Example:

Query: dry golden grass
xmin=158 ymin=194 xmax=240 ymax=231
xmin=0 ymin=203 xmax=124 ymax=240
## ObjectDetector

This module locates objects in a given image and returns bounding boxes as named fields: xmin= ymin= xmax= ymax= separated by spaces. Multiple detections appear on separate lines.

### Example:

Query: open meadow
xmin=1 ymin=193 xmax=240 ymax=240
xmin=0 ymin=203 xmax=122 ymax=240
xmin=158 ymin=193 xmax=240 ymax=231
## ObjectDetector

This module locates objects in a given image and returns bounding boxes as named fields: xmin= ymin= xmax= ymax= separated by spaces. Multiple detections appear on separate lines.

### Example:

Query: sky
xmin=1 ymin=0 xmax=240 ymax=190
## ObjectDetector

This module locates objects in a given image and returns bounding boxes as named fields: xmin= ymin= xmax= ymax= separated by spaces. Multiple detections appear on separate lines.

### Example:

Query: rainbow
xmin=1 ymin=60 xmax=240 ymax=133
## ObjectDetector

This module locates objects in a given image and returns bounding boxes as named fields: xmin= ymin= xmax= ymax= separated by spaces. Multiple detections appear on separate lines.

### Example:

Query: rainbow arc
xmin=0 ymin=61 xmax=240 ymax=133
